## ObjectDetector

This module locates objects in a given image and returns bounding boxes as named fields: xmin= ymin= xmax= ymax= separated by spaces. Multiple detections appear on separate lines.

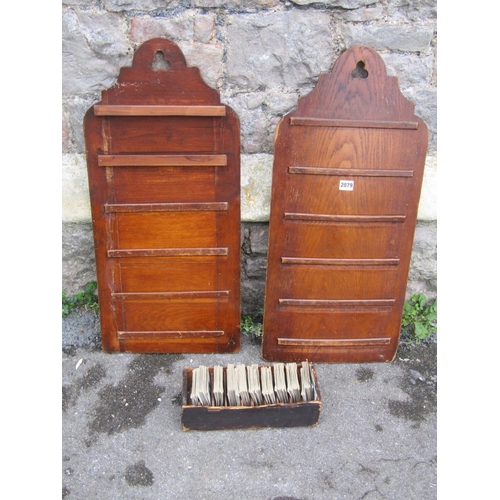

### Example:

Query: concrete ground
xmin=62 ymin=310 xmax=436 ymax=500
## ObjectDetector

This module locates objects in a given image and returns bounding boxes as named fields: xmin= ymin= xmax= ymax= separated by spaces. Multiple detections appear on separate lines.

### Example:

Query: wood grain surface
xmin=84 ymin=38 xmax=241 ymax=353
xmin=261 ymin=46 xmax=428 ymax=363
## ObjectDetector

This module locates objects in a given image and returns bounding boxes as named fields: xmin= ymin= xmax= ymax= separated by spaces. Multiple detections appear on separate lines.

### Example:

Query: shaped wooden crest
xmin=261 ymin=46 xmax=428 ymax=363
xmin=84 ymin=38 xmax=241 ymax=353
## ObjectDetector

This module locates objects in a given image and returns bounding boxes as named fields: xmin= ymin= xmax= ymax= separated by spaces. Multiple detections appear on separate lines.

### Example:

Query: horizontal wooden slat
xmin=288 ymin=167 xmax=413 ymax=177
xmin=98 ymin=154 xmax=227 ymax=167
xmin=108 ymin=248 xmax=228 ymax=258
xmin=277 ymin=337 xmax=391 ymax=347
xmin=112 ymin=291 xmax=229 ymax=300
xmin=118 ymin=330 xmax=225 ymax=339
xmin=281 ymin=258 xmax=400 ymax=266
xmin=289 ymin=117 xmax=418 ymax=130
xmin=278 ymin=299 xmax=395 ymax=309
xmin=105 ymin=202 xmax=229 ymax=213
xmin=283 ymin=213 xmax=406 ymax=223
xmin=94 ymin=105 xmax=226 ymax=116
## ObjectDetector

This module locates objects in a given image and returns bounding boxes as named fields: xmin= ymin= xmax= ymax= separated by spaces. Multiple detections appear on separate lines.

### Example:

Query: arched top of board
xmin=291 ymin=46 xmax=425 ymax=130
xmin=100 ymin=38 xmax=221 ymax=106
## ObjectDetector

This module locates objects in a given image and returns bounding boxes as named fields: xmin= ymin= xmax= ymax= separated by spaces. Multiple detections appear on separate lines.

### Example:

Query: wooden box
xmin=181 ymin=364 xmax=322 ymax=431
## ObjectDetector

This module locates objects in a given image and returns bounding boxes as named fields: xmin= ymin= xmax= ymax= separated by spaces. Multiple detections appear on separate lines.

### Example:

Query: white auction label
xmin=339 ymin=180 xmax=354 ymax=191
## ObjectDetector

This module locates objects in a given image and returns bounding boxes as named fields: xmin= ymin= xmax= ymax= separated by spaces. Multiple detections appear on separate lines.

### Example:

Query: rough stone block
xmin=63 ymin=0 xmax=99 ymax=6
xmin=332 ymin=5 xmax=384 ymax=22
xmin=226 ymin=10 xmax=333 ymax=91
xmin=223 ymin=93 xmax=270 ymax=153
xmin=194 ymin=13 xmax=217 ymax=43
xmin=241 ymin=279 xmax=266 ymax=316
xmin=417 ymin=155 xmax=437 ymax=221
xmin=241 ymin=154 xmax=273 ymax=221
xmin=291 ymin=0 xmax=377 ymax=7
xmin=401 ymin=87 xmax=437 ymax=149
xmin=129 ymin=12 xmax=217 ymax=44
xmin=62 ymin=8 xmax=132 ymax=95
xmin=267 ymin=92 xmax=299 ymax=115
xmin=62 ymin=222 xmax=96 ymax=296
xmin=103 ymin=0 xmax=179 ymax=12
xmin=193 ymin=0 xmax=280 ymax=8
xmin=244 ymin=256 xmax=267 ymax=279
xmin=342 ymin=24 xmax=434 ymax=52
xmin=248 ymin=224 xmax=269 ymax=255
xmin=62 ymin=108 xmax=72 ymax=153
xmin=382 ymin=53 xmax=434 ymax=88
xmin=407 ymin=221 xmax=437 ymax=300
xmin=64 ymin=93 xmax=101 ymax=154
xmin=130 ymin=15 xmax=195 ymax=44
xmin=387 ymin=0 xmax=437 ymax=21
xmin=62 ymin=154 xmax=92 ymax=223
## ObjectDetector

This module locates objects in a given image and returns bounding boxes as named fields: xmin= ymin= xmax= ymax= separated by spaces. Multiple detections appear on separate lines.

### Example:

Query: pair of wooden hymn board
xmin=84 ymin=38 xmax=428 ymax=363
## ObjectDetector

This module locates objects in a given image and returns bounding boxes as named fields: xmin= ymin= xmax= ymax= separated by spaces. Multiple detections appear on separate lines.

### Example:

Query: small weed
xmin=241 ymin=313 xmax=263 ymax=340
xmin=401 ymin=293 xmax=437 ymax=343
xmin=62 ymin=281 xmax=99 ymax=316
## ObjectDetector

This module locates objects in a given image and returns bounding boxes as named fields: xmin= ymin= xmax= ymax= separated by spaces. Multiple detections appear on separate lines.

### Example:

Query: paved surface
xmin=62 ymin=311 xmax=436 ymax=500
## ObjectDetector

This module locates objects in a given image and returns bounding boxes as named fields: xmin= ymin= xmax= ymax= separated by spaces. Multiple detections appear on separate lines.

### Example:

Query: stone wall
xmin=62 ymin=0 xmax=437 ymax=314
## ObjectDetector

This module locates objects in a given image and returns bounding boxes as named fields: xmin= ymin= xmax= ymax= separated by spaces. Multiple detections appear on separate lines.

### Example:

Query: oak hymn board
xmin=261 ymin=46 xmax=428 ymax=363
xmin=84 ymin=39 xmax=241 ymax=353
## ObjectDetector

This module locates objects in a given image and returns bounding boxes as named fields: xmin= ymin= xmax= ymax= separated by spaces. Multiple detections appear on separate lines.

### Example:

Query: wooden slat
xmin=107 ymin=248 xmax=228 ymax=258
xmin=289 ymin=117 xmax=418 ymax=129
xmin=281 ymin=258 xmax=400 ymax=266
xmin=105 ymin=202 xmax=229 ymax=213
xmin=112 ymin=291 xmax=229 ymax=300
xmin=277 ymin=338 xmax=391 ymax=347
xmin=278 ymin=298 xmax=395 ymax=308
xmin=288 ymin=167 xmax=413 ymax=177
xmin=98 ymin=155 xmax=227 ymax=167
xmin=94 ymin=104 xmax=226 ymax=116
xmin=117 ymin=330 xmax=225 ymax=339
xmin=283 ymin=213 xmax=406 ymax=223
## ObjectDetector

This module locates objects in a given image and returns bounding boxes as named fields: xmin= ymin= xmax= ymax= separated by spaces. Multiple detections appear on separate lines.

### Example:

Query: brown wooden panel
xmin=111 ymin=166 xmax=217 ymax=204
xmin=261 ymin=46 xmax=428 ymax=363
xmin=117 ymin=258 xmax=218 ymax=292
xmin=120 ymin=301 xmax=220 ymax=331
xmin=279 ymin=223 xmax=403 ymax=259
xmin=273 ymin=268 xmax=400 ymax=299
xmin=283 ymin=171 xmax=417 ymax=216
xmin=113 ymin=212 xmax=217 ymax=249
xmin=107 ymin=116 xmax=220 ymax=153
xmin=84 ymin=38 xmax=240 ymax=353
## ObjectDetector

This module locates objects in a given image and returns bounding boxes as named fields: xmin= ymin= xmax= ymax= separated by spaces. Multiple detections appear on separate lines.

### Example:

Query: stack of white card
xmin=273 ymin=363 xmax=288 ymax=403
xmin=286 ymin=362 xmax=301 ymax=402
xmin=247 ymin=364 xmax=262 ymax=406
xmin=261 ymin=366 xmax=276 ymax=404
xmin=213 ymin=365 xmax=224 ymax=406
xmin=226 ymin=364 xmax=239 ymax=406
xmin=190 ymin=365 xmax=211 ymax=406
xmin=300 ymin=360 xmax=315 ymax=401
xmin=237 ymin=364 xmax=251 ymax=406
xmin=189 ymin=362 xmax=316 ymax=406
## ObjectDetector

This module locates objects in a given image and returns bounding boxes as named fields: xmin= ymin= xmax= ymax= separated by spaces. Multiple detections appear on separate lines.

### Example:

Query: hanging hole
xmin=351 ymin=60 xmax=368 ymax=79
xmin=152 ymin=51 xmax=170 ymax=71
